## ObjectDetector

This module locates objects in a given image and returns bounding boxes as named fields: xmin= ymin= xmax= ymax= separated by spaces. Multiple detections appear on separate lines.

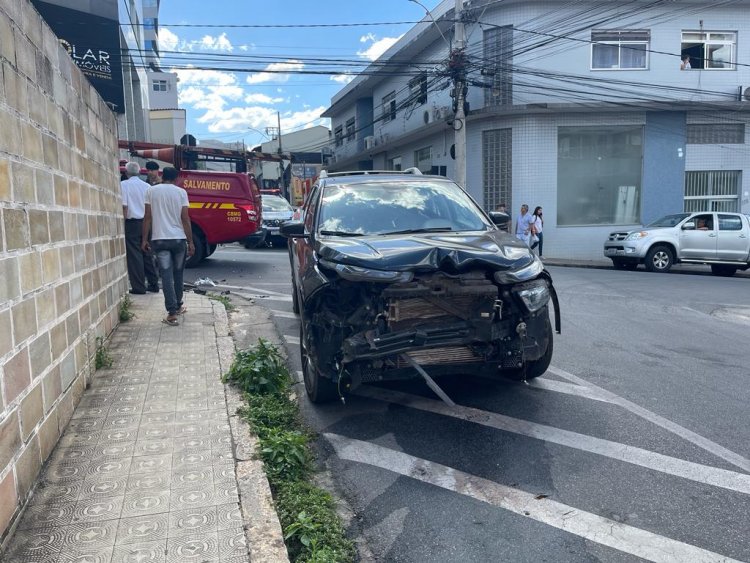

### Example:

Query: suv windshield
xmin=262 ymin=196 xmax=292 ymax=212
xmin=646 ymin=213 xmax=690 ymax=228
xmin=318 ymin=180 xmax=491 ymax=236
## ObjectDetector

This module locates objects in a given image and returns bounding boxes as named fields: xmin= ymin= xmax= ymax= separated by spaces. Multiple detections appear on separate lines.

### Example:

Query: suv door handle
xmin=739 ymin=234 xmax=747 ymax=238
xmin=708 ymin=233 xmax=717 ymax=237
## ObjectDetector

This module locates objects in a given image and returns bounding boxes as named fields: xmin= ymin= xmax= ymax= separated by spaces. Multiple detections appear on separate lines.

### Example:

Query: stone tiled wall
xmin=0 ymin=0 xmax=126 ymax=543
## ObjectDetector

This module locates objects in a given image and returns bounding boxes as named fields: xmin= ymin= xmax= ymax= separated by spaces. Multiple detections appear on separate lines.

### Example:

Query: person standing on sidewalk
xmin=514 ymin=203 xmax=534 ymax=245
xmin=530 ymin=206 xmax=544 ymax=257
xmin=141 ymin=167 xmax=195 ymax=326
xmin=145 ymin=160 xmax=161 ymax=185
xmin=121 ymin=161 xmax=160 ymax=295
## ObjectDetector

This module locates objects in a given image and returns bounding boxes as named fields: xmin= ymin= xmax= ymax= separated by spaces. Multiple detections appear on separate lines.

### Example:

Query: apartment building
xmin=323 ymin=0 xmax=750 ymax=259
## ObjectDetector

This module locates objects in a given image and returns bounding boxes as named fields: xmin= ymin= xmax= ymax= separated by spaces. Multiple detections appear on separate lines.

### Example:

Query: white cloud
xmin=247 ymin=60 xmax=304 ymax=85
xmin=331 ymin=74 xmax=355 ymax=85
xmin=199 ymin=33 xmax=233 ymax=52
xmin=196 ymin=106 xmax=328 ymax=134
xmin=357 ymin=34 xmax=404 ymax=61
xmin=159 ymin=27 xmax=179 ymax=51
xmin=244 ymin=93 xmax=284 ymax=105
xmin=175 ymin=67 xmax=238 ymax=87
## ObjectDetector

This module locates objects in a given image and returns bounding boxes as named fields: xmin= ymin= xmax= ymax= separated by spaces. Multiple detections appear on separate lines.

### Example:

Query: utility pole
xmin=451 ymin=0 xmax=467 ymax=189
xmin=276 ymin=111 xmax=286 ymax=199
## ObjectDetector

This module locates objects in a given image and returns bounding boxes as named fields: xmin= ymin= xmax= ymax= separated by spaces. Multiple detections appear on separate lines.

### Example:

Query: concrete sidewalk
xmin=2 ymin=292 xmax=285 ymax=563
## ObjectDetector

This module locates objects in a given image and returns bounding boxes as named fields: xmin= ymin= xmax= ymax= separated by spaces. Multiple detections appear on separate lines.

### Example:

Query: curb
xmin=211 ymin=299 xmax=290 ymax=563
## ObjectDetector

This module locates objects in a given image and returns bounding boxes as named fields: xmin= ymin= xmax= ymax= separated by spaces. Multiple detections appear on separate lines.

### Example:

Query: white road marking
xmin=269 ymin=310 xmax=298 ymax=319
xmin=211 ymin=283 xmax=290 ymax=297
xmin=232 ymin=291 xmax=293 ymax=303
xmin=326 ymin=433 xmax=742 ymax=563
xmin=354 ymin=386 xmax=750 ymax=495
xmin=527 ymin=378 xmax=614 ymax=403
xmin=284 ymin=335 xmax=300 ymax=345
xmin=548 ymin=366 xmax=750 ymax=473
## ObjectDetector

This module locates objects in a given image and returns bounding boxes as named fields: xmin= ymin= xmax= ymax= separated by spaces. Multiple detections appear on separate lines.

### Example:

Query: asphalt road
xmin=189 ymin=245 xmax=750 ymax=563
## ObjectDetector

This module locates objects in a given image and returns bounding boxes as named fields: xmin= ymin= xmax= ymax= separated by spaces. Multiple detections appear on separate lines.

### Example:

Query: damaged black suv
xmin=281 ymin=170 xmax=560 ymax=403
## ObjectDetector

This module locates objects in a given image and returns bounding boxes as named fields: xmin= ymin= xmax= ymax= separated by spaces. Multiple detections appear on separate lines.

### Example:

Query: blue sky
xmin=157 ymin=0 xmax=441 ymax=148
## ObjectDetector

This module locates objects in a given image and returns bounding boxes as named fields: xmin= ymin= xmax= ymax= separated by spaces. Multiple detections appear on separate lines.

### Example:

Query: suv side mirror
xmin=682 ymin=221 xmax=695 ymax=230
xmin=489 ymin=211 xmax=511 ymax=229
xmin=280 ymin=221 xmax=308 ymax=238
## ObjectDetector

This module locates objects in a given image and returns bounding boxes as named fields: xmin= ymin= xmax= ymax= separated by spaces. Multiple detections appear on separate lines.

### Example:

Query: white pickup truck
xmin=603 ymin=212 xmax=750 ymax=276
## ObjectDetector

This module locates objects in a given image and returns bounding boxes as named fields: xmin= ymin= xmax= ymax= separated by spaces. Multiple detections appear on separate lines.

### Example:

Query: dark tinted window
xmin=646 ymin=213 xmax=690 ymax=227
xmin=317 ymin=180 xmax=491 ymax=235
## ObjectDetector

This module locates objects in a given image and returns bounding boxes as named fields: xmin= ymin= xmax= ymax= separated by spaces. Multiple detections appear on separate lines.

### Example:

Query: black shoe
xmin=129 ymin=289 xmax=146 ymax=295
xmin=147 ymin=286 xmax=160 ymax=293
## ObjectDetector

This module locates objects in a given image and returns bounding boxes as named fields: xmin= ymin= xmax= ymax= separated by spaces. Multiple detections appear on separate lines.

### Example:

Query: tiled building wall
xmin=0 ymin=0 xmax=126 ymax=543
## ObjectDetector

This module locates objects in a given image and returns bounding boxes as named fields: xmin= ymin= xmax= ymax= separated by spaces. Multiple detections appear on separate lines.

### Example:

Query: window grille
xmin=684 ymin=171 xmax=740 ymax=212
xmin=687 ymin=123 xmax=745 ymax=144
xmin=483 ymin=26 xmax=513 ymax=107
xmin=482 ymin=129 xmax=512 ymax=211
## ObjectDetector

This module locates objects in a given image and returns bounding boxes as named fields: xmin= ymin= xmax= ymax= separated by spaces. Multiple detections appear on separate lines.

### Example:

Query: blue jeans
xmin=531 ymin=232 xmax=544 ymax=256
xmin=151 ymin=239 xmax=187 ymax=315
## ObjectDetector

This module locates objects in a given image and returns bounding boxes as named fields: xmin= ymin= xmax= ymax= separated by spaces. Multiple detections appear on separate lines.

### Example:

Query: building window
xmin=684 ymin=171 xmax=740 ymax=212
xmin=681 ymin=31 xmax=736 ymax=70
xmin=334 ymin=126 xmax=343 ymax=147
xmin=382 ymin=92 xmax=396 ymax=122
xmin=557 ymin=126 xmax=643 ymax=226
xmin=409 ymin=76 xmax=427 ymax=106
xmin=483 ymin=129 xmax=512 ymax=211
xmin=387 ymin=156 xmax=402 ymax=171
xmin=152 ymin=79 xmax=168 ymax=92
xmin=414 ymin=146 xmax=432 ymax=173
xmin=687 ymin=123 xmax=745 ymax=144
xmin=591 ymin=30 xmax=649 ymax=69
xmin=345 ymin=118 xmax=355 ymax=142
xmin=144 ymin=17 xmax=157 ymax=31
xmin=483 ymin=26 xmax=513 ymax=107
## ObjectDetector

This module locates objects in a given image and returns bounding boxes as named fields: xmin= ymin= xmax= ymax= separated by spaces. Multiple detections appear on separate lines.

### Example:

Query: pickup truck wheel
xmin=186 ymin=229 xmax=206 ymax=268
xmin=207 ymin=244 xmax=217 ymax=257
xmin=300 ymin=321 xmax=338 ymax=403
xmin=711 ymin=265 xmax=737 ymax=277
xmin=645 ymin=245 xmax=673 ymax=273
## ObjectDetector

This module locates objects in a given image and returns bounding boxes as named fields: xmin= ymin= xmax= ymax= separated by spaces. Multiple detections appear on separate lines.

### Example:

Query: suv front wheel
xmin=645 ymin=245 xmax=673 ymax=273
xmin=300 ymin=321 xmax=339 ymax=403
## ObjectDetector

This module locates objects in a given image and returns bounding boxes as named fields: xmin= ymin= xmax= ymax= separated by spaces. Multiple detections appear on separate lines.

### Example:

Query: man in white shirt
xmin=121 ymin=161 xmax=159 ymax=294
xmin=142 ymin=167 xmax=195 ymax=326
xmin=514 ymin=204 xmax=534 ymax=245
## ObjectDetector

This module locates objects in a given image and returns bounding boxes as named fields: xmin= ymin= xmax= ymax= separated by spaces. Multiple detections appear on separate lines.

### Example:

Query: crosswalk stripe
xmin=325 ymin=433 xmax=743 ymax=563
xmin=527 ymin=378 xmax=614 ymax=403
xmin=284 ymin=335 xmax=300 ymax=345
xmin=548 ymin=366 xmax=750 ymax=473
xmin=354 ymin=386 xmax=750 ymax=496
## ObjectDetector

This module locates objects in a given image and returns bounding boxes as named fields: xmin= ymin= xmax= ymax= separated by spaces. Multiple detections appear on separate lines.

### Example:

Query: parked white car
xmin=603 ymin=212 xmax=750 ymax=276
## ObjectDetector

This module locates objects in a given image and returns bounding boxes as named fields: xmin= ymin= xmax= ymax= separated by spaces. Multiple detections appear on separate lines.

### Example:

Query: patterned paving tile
xmin=172 ymin=436 xmax=211 ymax=453
xmin=126 ymin=473 xmax=172 ymax=494
xmin=165 ymin=532 xmax=219 ymax=563
xmin=172 ymin=450 xmax=213 ymax=471
xmin=85 ymin=459 xmax=132 ymax=478
xmin=111 ymin=540 xmax=167 ymax=563
xmin=129 ymin=454 xmax=172 ymax=475
xmin=217 ymin=527 xmax=248 ymax=561
xmin=30 ymin=482 xmax=83 ymax=506
xmin=78 ymin=475 xmax=129 ymax=500
xmin=170 ymin=488 xmax=217 ymax=512
xmin=17 ymin=503 xmax=76 ymax=530
xmin=170 ymin=468 xmax=213 ymax=491
xmin=140 ymin=413 xmax=174 ymax=425
xmin=120 ymin=490 xmax=171 ymax=518
xmin=60 ymin=520 xmax=119 ymax=550
xmin=115 ymin=513 xmax=169 ymax=545
xmin=2 ymin=526 xmax=66 ymax=562
xmin=134 ymin=439 xmax=173 ymax=457
xmin=70 ymin=497 xmax=124 ymax=524
xmin=43 ymin=462 xmax=90 ymax=484
xmin=168 ymin=506 xmax=217 ymax=537
xmin=57 ymin=546 xmax=114 ymax=563
xmin=215 ymin=504 xmax=243 ymax=531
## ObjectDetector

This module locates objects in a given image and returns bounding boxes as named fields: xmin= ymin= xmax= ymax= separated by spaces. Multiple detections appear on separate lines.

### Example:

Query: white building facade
xmin=324 ymin=0 xmax=750 ymax=260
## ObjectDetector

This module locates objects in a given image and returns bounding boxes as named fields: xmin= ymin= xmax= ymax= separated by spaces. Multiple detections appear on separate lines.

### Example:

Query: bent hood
xmin=316 ymin=230 xmax=535 ymax=273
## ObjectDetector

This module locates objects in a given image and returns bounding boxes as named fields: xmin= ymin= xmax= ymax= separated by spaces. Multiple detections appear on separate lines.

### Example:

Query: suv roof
xmin=319 ymin=167 xmax=425 ymax=179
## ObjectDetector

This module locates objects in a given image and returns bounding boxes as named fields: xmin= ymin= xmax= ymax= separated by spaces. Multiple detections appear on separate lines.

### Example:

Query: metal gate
xmin=684 ymin=170 xmax=740 ymax=212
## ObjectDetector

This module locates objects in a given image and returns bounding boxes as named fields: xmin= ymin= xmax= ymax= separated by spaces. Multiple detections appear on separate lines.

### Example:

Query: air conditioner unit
xmin=743 ymin=86 xmax=750 ymax=101
xmin=364 ymin=135 xmax=376 ymax=150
